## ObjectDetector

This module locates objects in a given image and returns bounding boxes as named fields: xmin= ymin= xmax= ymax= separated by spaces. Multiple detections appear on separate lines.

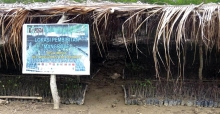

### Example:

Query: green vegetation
xmin=1 ymin=0 xmax=55 ymax=3
xmin=135 ymin=79 xmax=152 ymax=87
xmin=126 ymin=63 xmax=145 ymax=72
xmin=0 ymin=0 xmax=219 ymax=4
xmin=110 ymin=0 xmax=220 ymax=4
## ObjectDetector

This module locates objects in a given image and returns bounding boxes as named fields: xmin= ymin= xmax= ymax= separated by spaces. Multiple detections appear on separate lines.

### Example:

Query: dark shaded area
xmin=1 ymin=42 xmax=220 ymax=80
xmin=123 ymin=43 xmax=220 ymax=81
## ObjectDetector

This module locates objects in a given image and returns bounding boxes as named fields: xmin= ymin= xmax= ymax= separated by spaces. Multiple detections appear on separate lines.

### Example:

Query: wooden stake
xmin=50 ymin=74 xmax=60 ymax=109
xmin=49 ymin=13 xmax=68 ymax=109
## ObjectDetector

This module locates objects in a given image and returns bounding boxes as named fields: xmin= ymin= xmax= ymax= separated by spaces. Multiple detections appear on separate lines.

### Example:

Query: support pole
xmin=49 ymin=13 xmax=68 ymax=109
xmin=50 ymin=74 xmax=60 ymax=109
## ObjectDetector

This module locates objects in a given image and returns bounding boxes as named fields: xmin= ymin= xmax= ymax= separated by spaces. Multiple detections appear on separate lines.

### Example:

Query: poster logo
xmin=28 ymin=27 xmax=44 ymax=34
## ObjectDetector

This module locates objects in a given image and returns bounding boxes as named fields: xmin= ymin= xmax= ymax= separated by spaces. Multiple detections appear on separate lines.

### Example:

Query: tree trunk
xmin=50 ymin=74 xmax=60 ymax=109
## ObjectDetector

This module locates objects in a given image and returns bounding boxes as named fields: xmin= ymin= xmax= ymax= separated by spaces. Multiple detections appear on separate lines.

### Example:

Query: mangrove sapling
xmin=193 ymin=97 xmax=197 ymax=107
xmin=0 ymin=80 xmax=2 ymax=94
xmin=146 ymin=98 xmax=151 ymax=105
xmin=162 ymin=83 xmax=169 ymax=106
xmin=167 ymin=92 xmax=173 ymax=106
xmin=126 ymin=85 xmax=132 ymax=104
xmin=147 ymin=84 xmax=152 ymax=98
xmin=131 ymin=99 xmax=138 ymax=105
xmin=172 ymin=95 xmax=177 ymax=106
xmin=176 ymin=98 xmax=181 ymax=106
xmin=171 ymin=82 xmax=179 ymax=106
xmin=177 ymin=83 xmax=183 ymax=105
xmin=127 ymin=85 xmax=132 ymax=99
xmin=136 ymin=83 xmax=144 ymax=105
xmin=134 ymin=84 xmax=138 ymax=98
xmin=193 ymin=84 xmax=198 ymax=106
xmin=186 ymin=90 xmax=194 ymax=107
xmin=75 ymin=89 xmax=82 ymax=104
xmin=214 ymin=101 xmax=218 ymax=108
xmin=158 ymin=82 xmax=166 ymax=106
xmin=163 ymin=98 xmax=169 ymax=106
xmin=203 ymin=99 xmax=209 ymax=107
xmin=129 ymin=84 xmax=137 ymax=99
xmin=156 ymin=82 xmax=165 ymax=106
xmin=204 ymin=87 xmax=212 ymax=107
xmin=197 ymin=84 xmax=204 ymax=107
xmin=64 ymin=98 xmax=70 ymax=105
xmin=174 ymin=85 xmax=181 ymax=106
xmin=194 ymin=97 xmax=200 ymax=107
xmin=213 ymin=86 xmax=218 ymax=107
xmin=191 ymin=85 xmax=197 ymax=106
xmin=151 ymin=87 xmax=156 ymax=105
xmin=137 ymin=80 xmax=150 ymax=100
xmin=168 ymin=99 xmax=174 ymax=106
xmin=122 ymin=85 xmax=130 ymax=105
xmin=180 ymin=88 xmax=187 ymax=106
xmin=136 ymin=84 xmax=143 ymax=100
xmin=69 ymin=97 xmax=74 ymax=104
xmin=71 ymin=89 xmax=78 ymax=101
xmin=207 ymin=86 xmax=214 ymax=107
xmin=60 ymin=90 xmax=67 ymax=104
xmin=208 ymin=100 xmax=214 ymax=107
xmin=218 ymin=101 xmax=220 ymax=108
xmin=158 ymin=96 xmax=164 ymax=106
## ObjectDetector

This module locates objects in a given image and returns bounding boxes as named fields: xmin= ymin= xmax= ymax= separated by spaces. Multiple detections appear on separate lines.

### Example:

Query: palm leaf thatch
xmin=0 ymin=2 xmax=220 ymax=80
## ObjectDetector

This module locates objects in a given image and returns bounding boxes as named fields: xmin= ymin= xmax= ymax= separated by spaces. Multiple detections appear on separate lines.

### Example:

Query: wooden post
xmin=49 ymin=13 xmax=68 ymax=109
xmin=50 ymin=74 xmax=60 ymax=109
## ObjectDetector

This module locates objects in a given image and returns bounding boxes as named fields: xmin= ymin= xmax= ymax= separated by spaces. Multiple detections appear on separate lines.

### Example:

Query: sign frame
xmin=22 ymin=23 xmax=90 ymax=75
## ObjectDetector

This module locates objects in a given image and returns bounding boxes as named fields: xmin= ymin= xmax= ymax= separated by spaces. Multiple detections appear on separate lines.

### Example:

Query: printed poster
xmin=22 ymin=24 xmax=90 ymax=75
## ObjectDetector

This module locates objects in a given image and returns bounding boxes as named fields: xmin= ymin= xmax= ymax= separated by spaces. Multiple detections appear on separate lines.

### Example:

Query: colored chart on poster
xmin=22 ymin=24 xmax=90 ymax=75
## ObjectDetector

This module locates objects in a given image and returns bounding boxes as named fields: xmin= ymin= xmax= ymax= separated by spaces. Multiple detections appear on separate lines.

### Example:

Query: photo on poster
xmin=22 ymin=24 xmax=90 ymax=75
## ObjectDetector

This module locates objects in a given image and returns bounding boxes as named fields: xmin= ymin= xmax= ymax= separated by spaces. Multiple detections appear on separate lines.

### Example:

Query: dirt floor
xmin=0 ymin=72 xmax=219 ymax=114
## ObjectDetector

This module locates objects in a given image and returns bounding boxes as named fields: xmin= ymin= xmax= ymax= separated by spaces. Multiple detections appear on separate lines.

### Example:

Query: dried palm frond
xmin=1 ymin=8 xmax=28 ymax=68
xmin=92 ymin=8 xmax=111 ymax=57
xmin=152 ymin=5 xmax=197 ymax=80
xmin=122 ymin=6 xmax=162 ymax=63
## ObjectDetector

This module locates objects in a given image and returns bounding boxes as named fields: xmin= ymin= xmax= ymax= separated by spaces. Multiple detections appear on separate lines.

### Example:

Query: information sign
xmin=22 ymin=24 xmax=90 ymax=75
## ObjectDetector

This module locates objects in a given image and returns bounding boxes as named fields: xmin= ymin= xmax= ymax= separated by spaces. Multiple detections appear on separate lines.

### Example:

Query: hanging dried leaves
xmin=0 ymin=2 xmax=219 ymax=80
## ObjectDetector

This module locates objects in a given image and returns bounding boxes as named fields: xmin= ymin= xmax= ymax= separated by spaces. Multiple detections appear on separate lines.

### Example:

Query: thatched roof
xmin=0 ymin=2 xmax=220 ymax=79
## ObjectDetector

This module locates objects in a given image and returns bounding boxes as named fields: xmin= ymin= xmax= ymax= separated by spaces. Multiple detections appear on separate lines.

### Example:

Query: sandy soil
xmin=0 ymin=74 xmax=219 ymax=114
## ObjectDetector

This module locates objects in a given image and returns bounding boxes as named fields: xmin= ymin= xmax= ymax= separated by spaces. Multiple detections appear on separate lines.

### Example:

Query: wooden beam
xmin=0 ymin=96 xmax=42 ymax=100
